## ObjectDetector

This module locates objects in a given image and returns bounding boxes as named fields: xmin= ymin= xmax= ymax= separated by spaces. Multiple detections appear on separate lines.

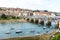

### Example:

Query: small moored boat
xmin=16 ymin=30 xmax=22 ymax=33
xmin=30 ymin=30 xmax=35 ymax=33
xmin=43 ymin=27 xmax=46 ymax=29
xmin=10 ymin=28 xmax=14 ymax=30
xmin=37 ymin=32 xmax=40 ymax=34
xmin=5 ymin=31 xmax=11 ymax=34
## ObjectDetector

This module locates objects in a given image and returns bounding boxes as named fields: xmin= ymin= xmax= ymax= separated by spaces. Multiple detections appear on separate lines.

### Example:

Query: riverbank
xmin=0 ymin=19 xmax=27 ymax=23
xmin=1 ymin=34 xmax=51 ymax=40
xmin=50 ymin=32 xmax=60 ymax=40
xmin=2 ymin=29 xmax=58 ymax=40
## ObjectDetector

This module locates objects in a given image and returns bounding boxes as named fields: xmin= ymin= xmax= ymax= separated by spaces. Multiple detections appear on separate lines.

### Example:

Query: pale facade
xmin=33 ymin=12 xmax=40 ymax=16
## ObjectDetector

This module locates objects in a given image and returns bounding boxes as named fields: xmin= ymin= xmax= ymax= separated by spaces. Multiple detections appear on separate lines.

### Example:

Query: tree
xmin=12 ymin=16 xmax=16 ymax=19
xmin=44 ymin=10 xmax=48 ymax=12
xmin=0 ymin=8 xmax=2 ymax=11
xmin=16 ymin=17 xmax=20 ymax=19
xmin=1 ymin=14 xmax=7 ymax=19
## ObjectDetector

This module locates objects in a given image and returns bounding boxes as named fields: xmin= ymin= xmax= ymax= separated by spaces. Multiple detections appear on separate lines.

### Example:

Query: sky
xmin=0 ymin=0 xmax=60 ymax=12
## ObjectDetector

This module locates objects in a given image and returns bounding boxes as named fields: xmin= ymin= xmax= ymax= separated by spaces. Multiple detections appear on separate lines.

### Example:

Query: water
xmin=0 ymin=22 xmax=55 ymax=39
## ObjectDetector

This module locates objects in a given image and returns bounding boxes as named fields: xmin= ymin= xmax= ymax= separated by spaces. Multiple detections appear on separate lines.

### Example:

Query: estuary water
xmin=0 ymin=22 xmax=55 ymax=39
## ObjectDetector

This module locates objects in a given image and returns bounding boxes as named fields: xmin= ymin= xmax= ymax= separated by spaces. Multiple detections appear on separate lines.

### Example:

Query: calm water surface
xmin=0 ymin=22 xmax=55 ymax=39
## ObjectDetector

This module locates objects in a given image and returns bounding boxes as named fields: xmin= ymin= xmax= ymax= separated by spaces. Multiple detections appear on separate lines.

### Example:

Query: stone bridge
xmin=23 ymin=16 xmax=60 ymax=29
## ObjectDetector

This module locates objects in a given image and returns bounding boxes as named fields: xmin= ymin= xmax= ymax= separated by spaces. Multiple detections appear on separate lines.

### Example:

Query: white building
xmin=33 ymin=12 xmax=40 ymax=16
xmin=22 ymin=11 xmax=30 ymax=17
xmin=18 ymin=12 xmax=22 ymax=17
xmin=51 ymin=13 xmax=56 ymax=18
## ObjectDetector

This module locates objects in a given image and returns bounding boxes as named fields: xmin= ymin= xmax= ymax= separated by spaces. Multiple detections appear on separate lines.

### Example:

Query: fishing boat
xmin=16 ymin=30 xmax=22 ymax=33
xmin=5 ymin=31 xmax=11 ymax=34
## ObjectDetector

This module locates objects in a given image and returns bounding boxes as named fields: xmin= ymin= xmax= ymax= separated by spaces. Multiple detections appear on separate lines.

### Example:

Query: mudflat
xmin=0 ymin=19 xmax=27 ymax=23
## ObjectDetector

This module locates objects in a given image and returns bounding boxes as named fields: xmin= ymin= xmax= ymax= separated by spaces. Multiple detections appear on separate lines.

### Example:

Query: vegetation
xmin=0 ymin=8 xmax=2 ymax=10
xmin=1 ymin=14 xmax=7 ymax=19
xmin=50 ymin=32 xmax=60 ymax=40
xmin=44 ymin=10 xmax=48 ymax=12
xmin=0 ymin=14 xmax=20 ymax=20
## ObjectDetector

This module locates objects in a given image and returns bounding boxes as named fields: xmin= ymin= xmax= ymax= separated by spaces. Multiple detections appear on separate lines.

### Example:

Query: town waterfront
xmin=0 ymin=21 xmax=56 ymax=39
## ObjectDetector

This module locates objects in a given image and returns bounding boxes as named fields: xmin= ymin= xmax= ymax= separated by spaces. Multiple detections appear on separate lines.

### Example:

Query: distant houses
xmin=0 ymin=7 xmax=59 ymax=18
xmin=32 ymin=10 xmax=56 ymax=18
xmin=0 ymin=7 xmax=32 ymax=17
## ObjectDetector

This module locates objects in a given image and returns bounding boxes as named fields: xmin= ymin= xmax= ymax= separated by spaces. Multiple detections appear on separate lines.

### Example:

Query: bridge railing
xmin=21 ymin=15 xmax=60 ymax=21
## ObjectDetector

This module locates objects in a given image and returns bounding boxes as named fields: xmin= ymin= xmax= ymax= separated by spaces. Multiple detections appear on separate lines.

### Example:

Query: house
xmin=55 ymin=13 xmax=60 ymax=16
xmin=22 ymin=11 xmax=29 ymax=16
xmin=51 ymin=13 xmax=56 ymax=18
xmin=18 ymin=12 xmax=22 ymax=17
xmin=33 ymin=12 xmax=40 ymax=16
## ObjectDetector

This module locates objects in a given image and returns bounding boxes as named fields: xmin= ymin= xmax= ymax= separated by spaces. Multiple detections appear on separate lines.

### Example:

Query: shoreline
xmin=0 ymin=19 xmax=27 ymax=23
xmin=0 ymin=19 xmax=58 ymax=40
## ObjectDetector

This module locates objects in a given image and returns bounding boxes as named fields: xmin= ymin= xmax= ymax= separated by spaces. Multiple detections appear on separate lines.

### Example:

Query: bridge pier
xmin=28 ymin=18 xmax=31 ymax=22
xmin=59 ymin=21 xmax=60 ymax=28
xmin=27 ymin=18 xmax=29 ymax=21
xmin=46 ymin=19 xmax=51 ymax=26
xmin=59 ymin=21 xmax=60 ymax=30
xmin=55 ymin=20 xmax=59 ymax=28
xmin=29 ymin=19 xmax=34 ymax=23
xmin=38 ymin=19 xmax=44 ymax=25
xmin=24 ymin=18 xmax=28 ymax=20
xmin=34 ymin=18 xmax=38 ymax=23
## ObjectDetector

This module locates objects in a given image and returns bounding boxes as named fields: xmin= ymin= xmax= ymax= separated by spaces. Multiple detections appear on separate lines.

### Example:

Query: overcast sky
xmin=0 ymin=0 xmax=60 ymax=12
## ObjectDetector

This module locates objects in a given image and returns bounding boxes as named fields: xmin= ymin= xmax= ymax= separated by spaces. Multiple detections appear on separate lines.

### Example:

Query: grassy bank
xmin=2 ymin=34 xmax=51 ymax=40
xmin=50 ymin=32 xmax=60 ymax=40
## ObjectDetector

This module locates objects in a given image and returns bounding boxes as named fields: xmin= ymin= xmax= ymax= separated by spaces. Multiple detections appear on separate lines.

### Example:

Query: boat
xmin=16 ymin=30 xmax=22 ymax=33
xmin=43 ymin=27 xmax=46 ymax=29
xmin=36 ymin=33 xmax=41 ymax=35
xmin=30 ymin=30 xmax=35 ymax=33
xmin=37 ymin=32 xmax=40 ymax=34
xmin=5 ymin=31 xmax=11 ymax=34
xmin=10 ymin=28 xmax=14 ymax=30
